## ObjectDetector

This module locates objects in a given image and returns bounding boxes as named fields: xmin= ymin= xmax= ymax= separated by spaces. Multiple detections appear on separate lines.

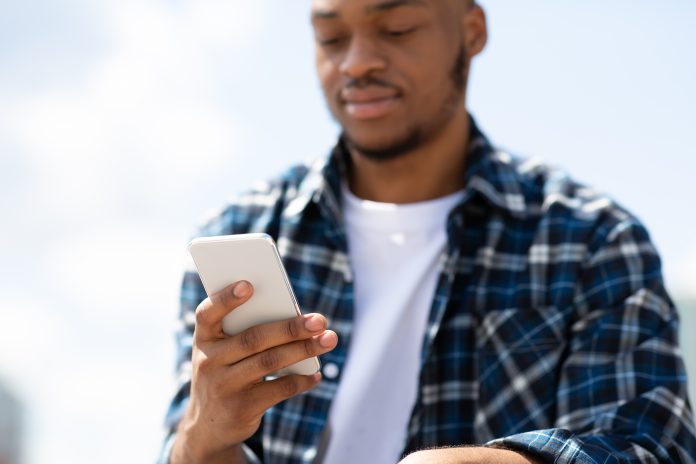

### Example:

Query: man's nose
xmin=339 ymin=36 xmax=386 ymax=79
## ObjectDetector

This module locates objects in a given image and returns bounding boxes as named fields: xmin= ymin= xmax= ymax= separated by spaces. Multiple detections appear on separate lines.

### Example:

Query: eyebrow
xmin=312 ymin=0 xmax=427 ymax=20
xmin=365 ymin=0 xmax=427 ymax=14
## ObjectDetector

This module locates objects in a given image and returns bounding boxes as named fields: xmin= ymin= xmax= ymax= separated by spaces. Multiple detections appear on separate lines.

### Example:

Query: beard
xmin=340 ymin=46 xmax=469 ymax=162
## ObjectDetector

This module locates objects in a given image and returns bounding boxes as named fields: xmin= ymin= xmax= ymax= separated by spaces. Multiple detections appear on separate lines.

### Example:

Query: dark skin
xmin=171 ymin=1 xmax=541 ymax=462
xmin=171 ymin=281 xmax=338 ymax=463
xmin=313 ymin=0 xmax=483 ymax=204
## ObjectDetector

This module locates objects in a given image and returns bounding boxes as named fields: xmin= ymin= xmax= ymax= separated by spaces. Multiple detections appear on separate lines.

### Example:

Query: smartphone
xmin=187 ymin=233 xmax=321 ymax=377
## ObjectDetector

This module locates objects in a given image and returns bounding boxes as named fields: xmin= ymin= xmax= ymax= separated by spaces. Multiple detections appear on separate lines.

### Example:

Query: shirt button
xmin=322 ymin=362 xmax=340 ymax=379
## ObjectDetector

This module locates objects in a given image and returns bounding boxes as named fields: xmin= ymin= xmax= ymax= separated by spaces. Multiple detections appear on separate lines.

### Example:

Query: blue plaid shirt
xmin=160 ymin=119 xmax=696 ymax=463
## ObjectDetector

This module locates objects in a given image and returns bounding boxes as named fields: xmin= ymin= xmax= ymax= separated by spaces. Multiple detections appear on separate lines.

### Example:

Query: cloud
xmin=46 ymin=224 xmax=185 ymax=326
xmin=0 ymin=1 xmax=270 ymax=462
xmin=1 ymin=0 xmax=269 ymax=226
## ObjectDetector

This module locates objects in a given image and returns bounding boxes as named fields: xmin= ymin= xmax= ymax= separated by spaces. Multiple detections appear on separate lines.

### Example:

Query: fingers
xmin=245 ymin=372 xmax=323 ymax=415
xmin=219 ymin=313 xmax=329 ymax=365
xmin=195 ymin=281 xmax=253 ymax=340
xmin=229 ymin=331 xmax=338 ymax=387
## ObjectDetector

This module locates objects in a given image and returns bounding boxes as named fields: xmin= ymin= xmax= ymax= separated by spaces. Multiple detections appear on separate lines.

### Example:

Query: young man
xmin=161 ymin=1 xmax=696 ymax=462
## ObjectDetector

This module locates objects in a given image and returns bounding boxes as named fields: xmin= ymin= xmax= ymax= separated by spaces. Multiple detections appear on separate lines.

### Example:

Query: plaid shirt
xmin=160 ymin=119 xmax=696 ymax=463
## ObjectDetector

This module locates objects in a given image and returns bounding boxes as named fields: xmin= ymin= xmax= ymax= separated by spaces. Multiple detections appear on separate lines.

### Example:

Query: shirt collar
xmin=461 ymin=119 xmax=528 ymax=218
xmin=284 ymin=116 xmax=529 ymax=235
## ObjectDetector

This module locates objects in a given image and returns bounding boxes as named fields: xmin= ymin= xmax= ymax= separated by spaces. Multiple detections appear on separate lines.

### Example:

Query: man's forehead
xmin=311 ymin=0 xmax=447 ymax=18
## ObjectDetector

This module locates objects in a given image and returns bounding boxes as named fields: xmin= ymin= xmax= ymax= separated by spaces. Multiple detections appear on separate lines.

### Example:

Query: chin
xmin=342 ymin=127 xmax=422 ymax=162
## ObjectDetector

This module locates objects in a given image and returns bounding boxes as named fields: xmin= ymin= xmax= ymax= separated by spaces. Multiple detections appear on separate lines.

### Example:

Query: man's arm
xmin=158 ymin=273 xmax=266 ymax=464
xmin=401 ymin=219 xmax=696 ymax=463
xmin=400 ymin=446 xmax=541 ymax=463
xmin=485 ymin=219 xmax=696 ymax=462
xmin=158 ymin=270 xmax=336 ymax=464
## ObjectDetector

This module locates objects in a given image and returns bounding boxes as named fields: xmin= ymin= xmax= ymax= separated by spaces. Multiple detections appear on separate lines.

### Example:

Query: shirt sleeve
xmin=156 ymin=269 xmax=264 ymax=464
xmin=486 ymin=219 xmax=696 ymax=462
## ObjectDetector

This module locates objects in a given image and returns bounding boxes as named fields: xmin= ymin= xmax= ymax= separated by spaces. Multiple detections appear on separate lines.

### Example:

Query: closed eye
xmin=317 ymin=35 xmax=348 ymax=47
xmin=385 ymin=26 xmax=418 ymax=37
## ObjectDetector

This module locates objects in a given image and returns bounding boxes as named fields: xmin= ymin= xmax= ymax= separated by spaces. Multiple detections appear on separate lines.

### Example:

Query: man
xmin=160 ymin=0 xmax=696 ymax=462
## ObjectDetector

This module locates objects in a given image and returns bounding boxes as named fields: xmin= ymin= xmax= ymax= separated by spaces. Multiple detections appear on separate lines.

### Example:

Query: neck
xmin=347 ymin=109 xmax=471 ymax=204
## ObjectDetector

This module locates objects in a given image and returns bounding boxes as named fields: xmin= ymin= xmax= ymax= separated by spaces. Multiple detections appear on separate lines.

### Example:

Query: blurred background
xmin=0 ymin=0 xmax=694 ymax=462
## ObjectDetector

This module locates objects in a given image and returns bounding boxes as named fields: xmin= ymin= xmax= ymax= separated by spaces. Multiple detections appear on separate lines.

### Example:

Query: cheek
xmin=409 ymin=53 xmax=459 ymax=102
xmin=315 ymin=53 xmax=338 ymax=96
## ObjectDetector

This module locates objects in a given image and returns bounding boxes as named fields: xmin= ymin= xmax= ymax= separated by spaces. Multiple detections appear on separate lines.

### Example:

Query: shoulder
xmin=501 ymin=152 xmax=651 ymax=253
xmin=500 ymin=152 xmax=666 ymax=308
xmin=194 ymin=162 xmax=314 ymax=238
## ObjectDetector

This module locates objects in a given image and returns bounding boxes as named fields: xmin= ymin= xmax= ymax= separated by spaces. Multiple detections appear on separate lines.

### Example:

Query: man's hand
xmin=399 ymin=447 xmax=543 ymax=464
xmin=171 ymin=280 xmax=338 ymax=464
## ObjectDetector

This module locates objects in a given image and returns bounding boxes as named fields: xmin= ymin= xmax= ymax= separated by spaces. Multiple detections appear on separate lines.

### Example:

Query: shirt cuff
xmin=485 ymin=428 xmax=594 ymax=464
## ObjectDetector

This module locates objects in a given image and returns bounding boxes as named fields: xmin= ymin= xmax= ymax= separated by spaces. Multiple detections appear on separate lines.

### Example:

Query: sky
xmin=0 ymin=1 xmax=695 ymax=463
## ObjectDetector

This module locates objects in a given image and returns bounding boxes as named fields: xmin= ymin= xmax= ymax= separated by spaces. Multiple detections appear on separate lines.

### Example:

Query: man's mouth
xmin=340 ymin=87 xmax=401 ymax=120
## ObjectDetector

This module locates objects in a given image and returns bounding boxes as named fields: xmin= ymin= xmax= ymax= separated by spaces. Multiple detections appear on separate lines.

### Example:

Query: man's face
xmin=311 ymin=0 xmax=477 ymax=160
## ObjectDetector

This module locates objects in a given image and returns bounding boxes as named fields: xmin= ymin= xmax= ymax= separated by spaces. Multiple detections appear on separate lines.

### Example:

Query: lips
xmin=340 ymin=87 xmax=400 ymax=120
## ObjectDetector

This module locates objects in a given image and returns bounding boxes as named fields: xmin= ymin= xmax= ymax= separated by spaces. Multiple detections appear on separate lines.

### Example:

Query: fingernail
xmin=312 ymin=372 xmax=322 ymax=383
xmin=233 ymin=281 xmax=250 ymax=298
xmin=304 ymin=314 xmax=323 ymax=332
xmin=318 ymin=331 xmax=336 ymax=348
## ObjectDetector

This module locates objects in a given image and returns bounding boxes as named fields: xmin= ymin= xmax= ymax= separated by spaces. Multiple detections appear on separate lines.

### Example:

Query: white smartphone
xmin=187 ymin=233 xmax=320 ymax=377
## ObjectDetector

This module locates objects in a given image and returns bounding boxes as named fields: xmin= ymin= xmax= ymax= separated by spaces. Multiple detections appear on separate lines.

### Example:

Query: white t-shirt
xmin=321 ymin=185 xmax=465 ymax=464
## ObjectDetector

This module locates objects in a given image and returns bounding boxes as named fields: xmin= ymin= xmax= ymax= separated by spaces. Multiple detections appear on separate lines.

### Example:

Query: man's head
xmin=311 ymin=0 xmax=487 ymax=161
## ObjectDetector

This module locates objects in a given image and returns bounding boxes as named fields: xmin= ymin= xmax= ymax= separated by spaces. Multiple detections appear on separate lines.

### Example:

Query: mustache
xmin=343 ymin=75 xmax=399 ymax=91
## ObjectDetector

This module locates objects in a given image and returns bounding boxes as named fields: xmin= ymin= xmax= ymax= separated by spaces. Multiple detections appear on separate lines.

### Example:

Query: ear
xmin=462 ymin=4 xmax=488 ymax=59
